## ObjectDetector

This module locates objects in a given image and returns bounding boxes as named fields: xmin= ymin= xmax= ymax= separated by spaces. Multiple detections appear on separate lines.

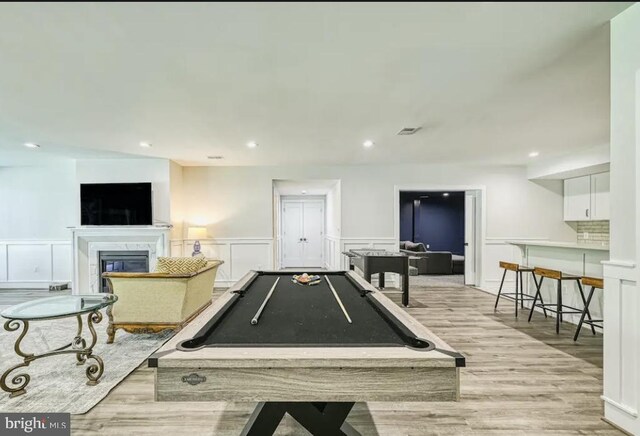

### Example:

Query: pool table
xmin=150 ymin=270 xmax=464 ymax=435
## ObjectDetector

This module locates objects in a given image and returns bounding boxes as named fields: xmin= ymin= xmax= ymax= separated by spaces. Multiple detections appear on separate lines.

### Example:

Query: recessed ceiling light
xmin=139 ymin=142 xmax=152 ymax=148
xmin=207 ymin=156 xmax=224 ymax=160
xmin=363 ymin=140 xmax=374 ymax=148
xmin=443 ymin=193 xmax=450 ymax=197
xmin=23 ymin=142 xmax=40 ymax=148
xmin=247 ymin=141 xmax=258 ymax=148
xmin=529 ymin=151 xmax=539 ymax=158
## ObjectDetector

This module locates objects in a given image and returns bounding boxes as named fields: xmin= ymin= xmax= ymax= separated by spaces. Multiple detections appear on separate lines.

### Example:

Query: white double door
xmin=281 ymin=199 xmax=324 ymax=268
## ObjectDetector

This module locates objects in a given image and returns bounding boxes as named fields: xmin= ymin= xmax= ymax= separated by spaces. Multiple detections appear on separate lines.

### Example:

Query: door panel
xmin=302 ymin=202 xmax=324 ymax=267
xmin=464 ymin=193 xmax=476 ymax=286
xmin=282 ymin=202 xmax=304 ymax=267
xmin=281 ymin=199 xmax=325 ymax=268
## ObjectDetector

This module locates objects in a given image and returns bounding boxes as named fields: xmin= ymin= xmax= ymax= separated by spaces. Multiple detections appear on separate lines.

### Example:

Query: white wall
xmin=1 ymin=157 xmax=175 ymax=288
xmin=0 ymin=162 xmax=77 ymax=239
xmin=604 ymin=4 xmax=640 ymax=435
xmin=325 ymin=181 xmax=342 ymax=269
xmin=0 ymin=163 xmax=76 ymax=288
xmin=610 ymin=5 xmax=638 ymax=262
xmin=183 ymin=164 xmax=572 ymax=241
xmin=169 ymin=160 xmax=184 ymax=240
xmin=180 ymin=163 xmax=575 ymax=289
xmin=325 ymin=181 xmax=341 ymax=238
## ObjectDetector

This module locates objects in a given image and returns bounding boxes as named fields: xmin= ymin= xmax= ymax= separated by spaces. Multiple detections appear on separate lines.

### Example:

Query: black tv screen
xmin=81 ymin=183 xmax=152 ymax=226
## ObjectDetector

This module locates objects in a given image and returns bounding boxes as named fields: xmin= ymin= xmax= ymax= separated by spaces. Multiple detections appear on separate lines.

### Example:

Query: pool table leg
xmin=241 ymin=402 xmax=286 ymax=436
xmin=241 ymin=401 xmax=357 ymax=436
xmin=379 ymin=272 xmax=386 ymax=288
xmin=402 ymin=261 xmax=410 ymax=307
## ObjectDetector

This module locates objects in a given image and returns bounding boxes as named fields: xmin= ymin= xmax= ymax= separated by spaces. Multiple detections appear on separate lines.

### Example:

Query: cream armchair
xmin=103 ymin=260 xmax=223 ymax=343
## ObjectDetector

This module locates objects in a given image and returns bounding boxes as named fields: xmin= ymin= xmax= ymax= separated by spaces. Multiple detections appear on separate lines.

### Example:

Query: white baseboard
xmin=603 ymin=398 xmax=639 ymax=435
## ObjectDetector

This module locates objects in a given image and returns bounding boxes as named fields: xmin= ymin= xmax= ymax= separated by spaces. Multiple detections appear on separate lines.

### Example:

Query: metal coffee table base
xmin=1 ymin=310 xmax=105 ymax=398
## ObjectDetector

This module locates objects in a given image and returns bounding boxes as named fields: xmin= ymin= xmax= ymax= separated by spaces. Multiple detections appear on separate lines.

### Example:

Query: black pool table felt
xmin=180 ymin=273 xmax=424 ymax=348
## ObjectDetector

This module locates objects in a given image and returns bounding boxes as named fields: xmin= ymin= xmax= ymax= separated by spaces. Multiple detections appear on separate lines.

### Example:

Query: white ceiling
xmin=0 ymin=2 xmax=631 ymax=167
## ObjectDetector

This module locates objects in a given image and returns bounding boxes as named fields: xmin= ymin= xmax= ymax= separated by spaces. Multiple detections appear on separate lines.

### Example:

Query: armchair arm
xmin=102 ymin=260 xmax=224 ymax=279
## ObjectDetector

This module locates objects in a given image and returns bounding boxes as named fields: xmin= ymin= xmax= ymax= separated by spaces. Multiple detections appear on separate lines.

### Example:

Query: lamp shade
xmin=187 ymin=226 xmax=208 ymax=240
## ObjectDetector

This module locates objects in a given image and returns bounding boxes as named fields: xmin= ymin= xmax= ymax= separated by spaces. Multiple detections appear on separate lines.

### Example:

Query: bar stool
xmin=494 ymin=261 xmax=545 ymax=318
xmin=573 ymin=277 xmax=603 ymax=341
xmin=528 ymin=267 xmax=594 ymax=334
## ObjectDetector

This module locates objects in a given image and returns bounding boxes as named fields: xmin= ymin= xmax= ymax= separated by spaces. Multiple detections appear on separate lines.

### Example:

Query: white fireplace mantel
xmin=70 ymin=226 xmax=171 ymax=294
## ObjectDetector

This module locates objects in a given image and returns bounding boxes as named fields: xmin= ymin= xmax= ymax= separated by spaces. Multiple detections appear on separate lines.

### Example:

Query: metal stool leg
xmin=494 ymin=269 xmax=507 ymax=311
xmin=556 ymin=279 xmax=562 ymax=334
xmin=530 ymin=273 xmax=548 ymax=318
xmin=514 ymin=269 xmax=519 ymax=318
xmin=574 ymin=286 xmax=597 ymax=341
xmin=519 ymin=271 xmax=525 ymax=309
xmin=576 ymin=282 xmax=596 ymax=335
xmin=528 ymin=276 xmax=544 ymax=322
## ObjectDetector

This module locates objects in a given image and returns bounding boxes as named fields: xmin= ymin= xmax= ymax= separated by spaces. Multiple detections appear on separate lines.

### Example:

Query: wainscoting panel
xmin=174 ymin=238 xmax=273 ymax=286
xmin=230 ymin=243 xmax=272 ymax=280
xmin=481 ymin=238 xmax=527 ymax=293
xmin=170 ymin=241 xmax=184 ymax=257
xmin=7 ymin=244 xmax=51 ymax=282
xmin=0 ymin=241 xmax=72 ymax=288
xmin=198 ymin=242 xmax=232 ymax=283
xmin=324 ymin=235 xmax=341 ymax=270
xmin=0 ymin=244 xmax=7 ymax=282
xmin=51 ymin=243 xmax=72 ymax=282
xmin=602 ymin=261 xmax=639 ymax=435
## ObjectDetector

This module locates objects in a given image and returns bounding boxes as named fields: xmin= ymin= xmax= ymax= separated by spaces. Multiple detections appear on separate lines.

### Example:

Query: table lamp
xmin=187 ymin=227 xmax=208 ymax=257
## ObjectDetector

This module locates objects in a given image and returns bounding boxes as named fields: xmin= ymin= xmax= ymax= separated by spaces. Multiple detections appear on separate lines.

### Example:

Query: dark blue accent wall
xmin=399 ymin=192 xmax=465 ymax=255
xmin=399 ymin=192 xmax=415 ymax=241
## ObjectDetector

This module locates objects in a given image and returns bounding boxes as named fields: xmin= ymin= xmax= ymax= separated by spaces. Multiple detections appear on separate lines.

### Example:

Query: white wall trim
xmin=602 ymin=396 xmax=639 ymax=418
xmin=0 ymin=240 xmax=72 ymax=289
xmin=393 ymin=184 xmax=487 ymax=288
xmin=602 ymin=260 xmax=638 ymax=435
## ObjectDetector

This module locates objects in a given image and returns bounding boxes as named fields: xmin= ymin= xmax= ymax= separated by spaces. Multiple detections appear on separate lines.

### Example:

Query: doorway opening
xmin=273 ymin=180 xmax=341 ymax=270
xmin=395 ymin=187 xmax=483 ymax=287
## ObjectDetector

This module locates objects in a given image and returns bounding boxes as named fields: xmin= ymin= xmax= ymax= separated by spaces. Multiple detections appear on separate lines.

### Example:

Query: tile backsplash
xmin=577 ymin=220 xmax=610 ymax=245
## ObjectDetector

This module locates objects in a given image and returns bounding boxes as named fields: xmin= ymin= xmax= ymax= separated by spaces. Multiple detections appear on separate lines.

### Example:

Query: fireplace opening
xmin=99 ymin=251 xmax=149 ymax=293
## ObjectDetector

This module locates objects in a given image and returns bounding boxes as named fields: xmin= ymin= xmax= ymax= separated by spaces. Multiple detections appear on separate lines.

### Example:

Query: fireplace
xmin=99 ymin=251 xmax=149 ymax=293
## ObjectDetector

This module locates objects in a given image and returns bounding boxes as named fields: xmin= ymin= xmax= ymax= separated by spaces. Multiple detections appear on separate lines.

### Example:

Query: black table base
xmin=241 ymin=401 xmax=360 ymax=436
xmin=343 ymin=251 xmax=410 ymax=307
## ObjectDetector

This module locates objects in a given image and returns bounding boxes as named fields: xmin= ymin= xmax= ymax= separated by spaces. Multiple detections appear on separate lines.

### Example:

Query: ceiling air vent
xmin=396 ymin=127 xmax=421 ymax=136
xmin=207 ymin=155 xmax=224 ymax=160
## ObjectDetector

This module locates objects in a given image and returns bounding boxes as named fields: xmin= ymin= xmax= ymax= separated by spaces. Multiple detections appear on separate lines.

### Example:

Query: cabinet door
xmin=564 ymin=176 xmax=591 ymax=221
xmin=591 ymin=172 xmax=610 ymax=220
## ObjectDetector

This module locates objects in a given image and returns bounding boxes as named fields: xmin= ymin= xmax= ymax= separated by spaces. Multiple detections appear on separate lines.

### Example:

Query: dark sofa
xmin=399 ymin=241 xmax=455 ymax=275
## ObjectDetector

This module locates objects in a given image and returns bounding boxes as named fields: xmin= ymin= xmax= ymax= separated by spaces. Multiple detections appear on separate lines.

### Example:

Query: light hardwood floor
xmin=2 ymin=285 xmax=617 ymax=435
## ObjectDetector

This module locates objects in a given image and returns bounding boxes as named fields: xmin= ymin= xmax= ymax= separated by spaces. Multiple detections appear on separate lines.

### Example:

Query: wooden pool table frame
xmin=150 ymin=270 xmax=464 ymax=433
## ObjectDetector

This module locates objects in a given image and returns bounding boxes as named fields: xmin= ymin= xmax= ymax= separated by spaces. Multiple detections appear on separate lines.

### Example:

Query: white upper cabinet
xmin=590 ymin=172 xmax=610 ymax=220
xmin=563 ymin=172 xmax=610 ymax=221
xmin=564 ymin=176 xmax=592 ymax=221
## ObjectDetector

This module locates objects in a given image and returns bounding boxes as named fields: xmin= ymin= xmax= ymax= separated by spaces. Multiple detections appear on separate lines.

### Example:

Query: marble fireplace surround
xmin=71 ymin=227 xmax=170 ymax=294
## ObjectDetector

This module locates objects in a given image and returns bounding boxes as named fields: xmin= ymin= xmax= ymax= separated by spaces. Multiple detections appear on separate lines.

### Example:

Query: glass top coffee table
xmin=0 ymin=294 xmax=117 ymax=398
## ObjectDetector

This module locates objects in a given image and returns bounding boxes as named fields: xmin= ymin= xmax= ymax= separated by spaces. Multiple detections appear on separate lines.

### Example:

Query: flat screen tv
xmin=80 ymin=183 xmax=152 ymax=226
